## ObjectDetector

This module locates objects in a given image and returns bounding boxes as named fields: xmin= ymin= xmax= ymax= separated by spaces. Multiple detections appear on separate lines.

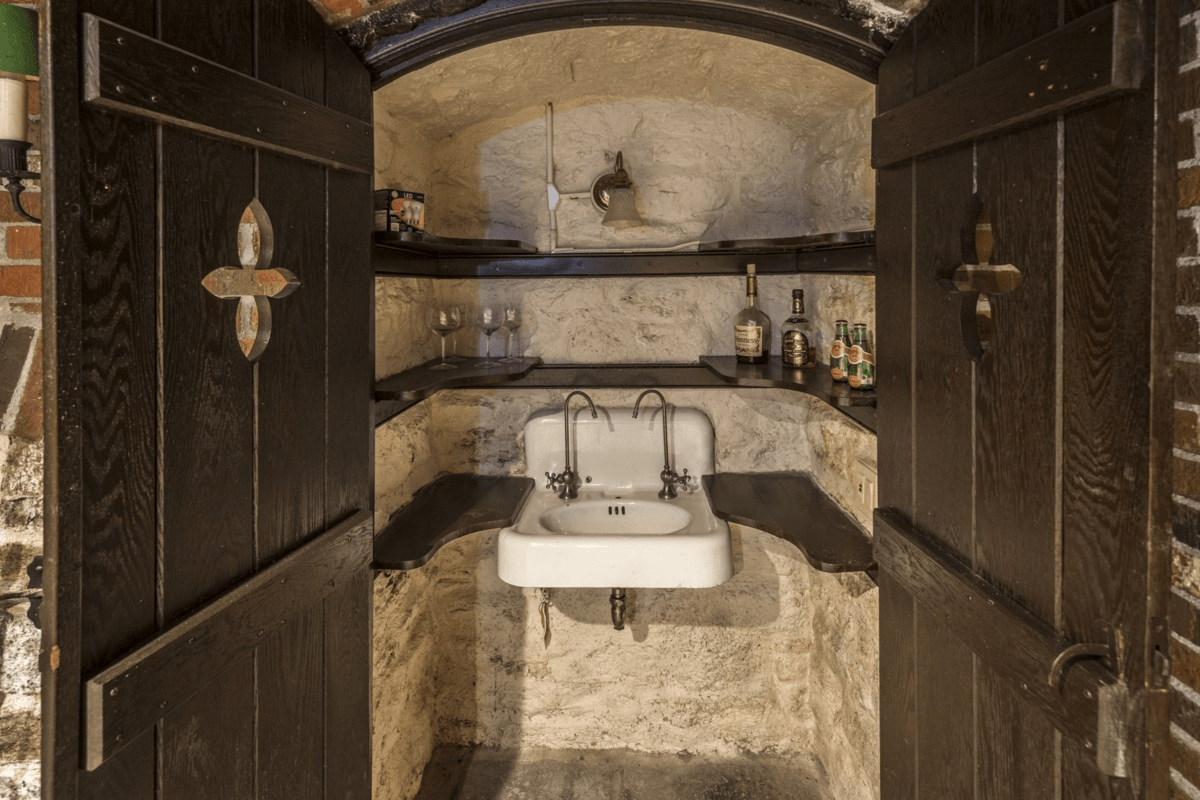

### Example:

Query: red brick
xmin=1179 ymin=360 xmax=1200 ymax=405
xmin=0 ymin=265 xmax=40 ymax=297
xmin=1182 ymin=220 xmax=1199 ymax=260
xmin=6 ymin=224 xmax=38 ymax=259
xmin=1181 ymin=313 xmax=1200 ymax=354
xmin=318 ymin=0 xmax=364 ymax=14
xmin=1177 ymin=455 xmax=1200 ymax=498
xmin=26 ymin=81 xmax=37 ymax=118
xmin=13 ymin=301 xmax=38 ymax=314
xmin=0 ymin=191 xmax=40 ymax=224
xmin=14 ymin=334 xmax=40 ymax=440
xmin=1182 ymin=64 xmax=1200 ymax=112
xmin=1180 ymin=117 xmax=1197 ymax=164
xmin=1180 ymin=408 xmax=1200 ymax=453
xmin=1183 ymin=167 xmax=1200 ymax=209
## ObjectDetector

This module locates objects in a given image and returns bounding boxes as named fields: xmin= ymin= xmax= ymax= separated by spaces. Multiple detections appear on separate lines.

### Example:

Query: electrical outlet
xmin=852 ymin=458 xmax=878 ymax=516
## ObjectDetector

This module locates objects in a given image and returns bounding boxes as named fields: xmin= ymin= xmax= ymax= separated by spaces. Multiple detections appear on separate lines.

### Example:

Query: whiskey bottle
xmin=830 ymin=319 xmax=851 ymax=382
xmin=734 ymin=264 xmax=771 ymax=364
xmin=781 ymin=288 xmax=814 ymax=367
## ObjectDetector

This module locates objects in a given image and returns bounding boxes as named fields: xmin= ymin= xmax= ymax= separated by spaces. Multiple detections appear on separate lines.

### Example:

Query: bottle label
xmin=735 ymin=323 xmax=763 ymax=357
xmin=848 ymin=345 xmax=862 ymax=365
xmin=830 ymin=340 xmax=845 ymax=359
xmin=782 ymin=331 xmax=809 ymax=366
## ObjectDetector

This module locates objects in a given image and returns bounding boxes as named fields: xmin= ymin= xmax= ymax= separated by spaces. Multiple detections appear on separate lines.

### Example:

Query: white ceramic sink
xmin=497 ymin=405 xmax=733 ymax=588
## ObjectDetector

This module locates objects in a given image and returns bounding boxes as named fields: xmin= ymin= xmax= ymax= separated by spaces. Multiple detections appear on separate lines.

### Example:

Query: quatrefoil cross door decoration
xmin=942 ymin=198 xmax=1023 ymax=361
xmin=201 ymin=199 xmax=299 ymax=361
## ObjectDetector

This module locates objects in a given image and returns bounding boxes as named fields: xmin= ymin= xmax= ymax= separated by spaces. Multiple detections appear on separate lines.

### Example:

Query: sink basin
xmin=539 ymin=498 xmax=692 ymax=535
xmin=497 ymin=405 xmax=733 ymax=589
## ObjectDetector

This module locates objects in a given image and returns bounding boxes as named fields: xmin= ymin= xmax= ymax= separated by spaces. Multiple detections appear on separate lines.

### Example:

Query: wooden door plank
xmin=160 ymin=652 xmax=254 ymax=799
xmin=259 ymin=605 xmax=325 ymax=799
xmin=82 ymin=15 xmax=373 ymax=174
xmin=324 ymin=570 xmax=373 ymax=800
xmin=160 ymin=129 xmax=256 ymax=623
xmin=1061 ymin=91 xmax=1160 ymax=795
xmin=82 ymin=511 xmax=371 ymax=771
xmin=875 ymin=19 xmax=917 ymax=800
xmin=873 ymin=1 xmax=1143 ymax=168
xmin=879 ymin=573 xmax=917 ymax=800
xmin=258 ymin=0 xmax=327 ymax=104
xmin=256 ymin=152 xmax=329 ymax=561
xmin=875 ymin=510 xmax=1115 ymax=752
xmin=971 ymin=2 xmax=1064 ymax=792
xmin=326 ymin=169 xmax=372 ymax=522
xmin=158 ymin=0 xmax=252 ymax=74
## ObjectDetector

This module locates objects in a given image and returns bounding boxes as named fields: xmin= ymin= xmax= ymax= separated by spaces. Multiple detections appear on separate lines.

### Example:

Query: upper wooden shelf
xmin=375 ymin=359 xmax=876 ymax=432
xmin=699 ymin=356 xmax=876 ymax=431
xmin=373 ymin=231 xmax=876 ymax=278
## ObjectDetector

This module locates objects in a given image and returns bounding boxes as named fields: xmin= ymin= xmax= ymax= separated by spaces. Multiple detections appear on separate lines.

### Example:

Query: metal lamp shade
xmin=601 ymin=185 xmax=643 ymax=228
xmin=0 ymin=7 xmax=37 ymax=78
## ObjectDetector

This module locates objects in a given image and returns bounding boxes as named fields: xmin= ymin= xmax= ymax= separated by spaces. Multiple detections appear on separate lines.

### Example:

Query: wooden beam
xmin=873 ymin=509 xmax=1117 ymax=753
xmin=82 ymin=14 xmax=373 ymax=174
xmin=82 ymin=510 xmax=373 ymax=772
xmin=872 ymin=1 xmax=1142 ymax=169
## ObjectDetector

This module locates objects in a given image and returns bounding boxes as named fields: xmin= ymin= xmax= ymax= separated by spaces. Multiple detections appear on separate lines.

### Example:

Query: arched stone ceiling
xmin=306 ymin=0 xmax=931 ymax=86
xmin=373 ymin=26 xmax=875 ymax=143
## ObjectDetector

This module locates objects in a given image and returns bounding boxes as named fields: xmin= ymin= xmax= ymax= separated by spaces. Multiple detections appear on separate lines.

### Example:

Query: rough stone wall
xmin=374 ymin=526 xmax=879 ymax=800
xmin=0 ymin=5 xmax=41 ymax=793
xmin=1176 ymin=3 xmax=1200 ymax=794
xmin=375 ymin=273 xmax=874 ymax=377
xmin=374 ymin=388 xmax=879 ymax=800
xmin=373 ymin=28 xmax=877 ymax=252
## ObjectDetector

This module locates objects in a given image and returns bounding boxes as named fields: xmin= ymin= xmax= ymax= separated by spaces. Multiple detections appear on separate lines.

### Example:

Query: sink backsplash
xmin=376 ymin=387 xmax=875 ymax=535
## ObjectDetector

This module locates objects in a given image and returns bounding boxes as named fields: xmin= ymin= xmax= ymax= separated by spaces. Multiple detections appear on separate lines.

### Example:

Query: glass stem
xmin=440 ymin=336 xmax=447 ymax=364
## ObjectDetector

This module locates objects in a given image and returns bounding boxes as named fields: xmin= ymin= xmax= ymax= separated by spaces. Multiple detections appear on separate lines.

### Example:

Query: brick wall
xmin=1173 ymin=4 xmax=1200 ymax=797
xmin=0 ymin=1 xmax=42 ymax=796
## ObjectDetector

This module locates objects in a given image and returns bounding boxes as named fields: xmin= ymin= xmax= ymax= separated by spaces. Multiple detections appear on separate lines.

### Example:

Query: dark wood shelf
xmin=373 ymin=474 xmax=535 ymax=571
xmin=373 ymin=232 xmax=875 ymax=278
xmin=375 ymin=230 xmax=537 ymax=256
xmin=374 ymin=357 xmax=542 ymax=423
xmin=700 ymin=356 xmax=876 ymax=431
xmin=375 ymin=359 xmax=876 ymax=431
xmin=373 ymin=472 xmax=872 ymax=575
xmin=703 ymin=472 xmax=875 ymax=574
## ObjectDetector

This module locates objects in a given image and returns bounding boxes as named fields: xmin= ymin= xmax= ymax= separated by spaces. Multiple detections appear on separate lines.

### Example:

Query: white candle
xmin=0 ymin=76 xmax=27 ymax=141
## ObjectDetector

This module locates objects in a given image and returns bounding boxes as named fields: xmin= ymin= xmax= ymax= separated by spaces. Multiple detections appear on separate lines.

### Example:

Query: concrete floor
xmin=412 ymin=746 xmax=833 ymax=800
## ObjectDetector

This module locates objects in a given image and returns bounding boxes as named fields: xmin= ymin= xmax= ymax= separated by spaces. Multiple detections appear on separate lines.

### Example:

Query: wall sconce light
xmin=0 ymin=6 xmax=38 ymax=224
xmin=591 ymin=151 xmax=644 ymax=228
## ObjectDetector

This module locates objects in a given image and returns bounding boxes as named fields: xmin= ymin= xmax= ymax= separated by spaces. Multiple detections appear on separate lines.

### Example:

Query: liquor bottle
xmin=830 ymin=319 xmax=851 ymax=382
xmin=847 ymin=323 xmax=864 ymax=386
xmin=781 ymin=289 xmax=814 ymax=367
xmin=849 ymin=323 xmax=875 ymax=390
xmin=734 ymin=264 xmax=771 ymax=364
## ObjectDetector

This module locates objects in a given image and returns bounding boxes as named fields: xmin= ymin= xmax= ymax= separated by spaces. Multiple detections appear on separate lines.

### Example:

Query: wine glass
xmin=500 ymin=305 xmax=522 ymax=363
xmin=426 ymin=305 xmax=461 ymax=370
xmin=474 ymin=304 xmax=503 ymax=368
xmin=445 ymin=304 xmax=466 ymax=362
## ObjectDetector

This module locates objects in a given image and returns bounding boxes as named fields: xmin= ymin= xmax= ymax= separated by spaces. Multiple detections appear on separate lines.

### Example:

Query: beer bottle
xmin=849 ymin=324 xmax=875 ymax=390
xmin=830 ymin=319 xmax=851 ymax=382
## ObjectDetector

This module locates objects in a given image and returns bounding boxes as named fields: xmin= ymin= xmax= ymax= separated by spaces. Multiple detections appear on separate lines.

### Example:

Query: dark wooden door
xmin=42 ymin=1 xmax=374 ymax=798
xmin=873 ymin=0 xmax=1174 ymax=797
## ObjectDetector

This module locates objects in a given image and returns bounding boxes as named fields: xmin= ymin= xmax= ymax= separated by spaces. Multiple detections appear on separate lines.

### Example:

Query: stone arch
xmin=344 ymin=0 xmax=894 ymax=88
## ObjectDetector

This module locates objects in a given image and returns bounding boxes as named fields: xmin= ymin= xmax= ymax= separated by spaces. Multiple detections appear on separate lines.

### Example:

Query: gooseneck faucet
xmin=632 ymin=389 xmax=688 ymax=500
xmin=546 ymin=390 xmax=597 ymax=500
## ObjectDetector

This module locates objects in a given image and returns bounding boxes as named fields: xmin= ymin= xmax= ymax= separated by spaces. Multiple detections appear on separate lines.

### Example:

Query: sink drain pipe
xmin=610 ymin=588 xmax=626 ymax=630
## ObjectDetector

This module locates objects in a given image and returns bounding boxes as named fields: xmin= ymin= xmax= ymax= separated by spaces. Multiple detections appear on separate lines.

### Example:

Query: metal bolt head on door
xmin=201 ymin=199 xmax=299 ymax=361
